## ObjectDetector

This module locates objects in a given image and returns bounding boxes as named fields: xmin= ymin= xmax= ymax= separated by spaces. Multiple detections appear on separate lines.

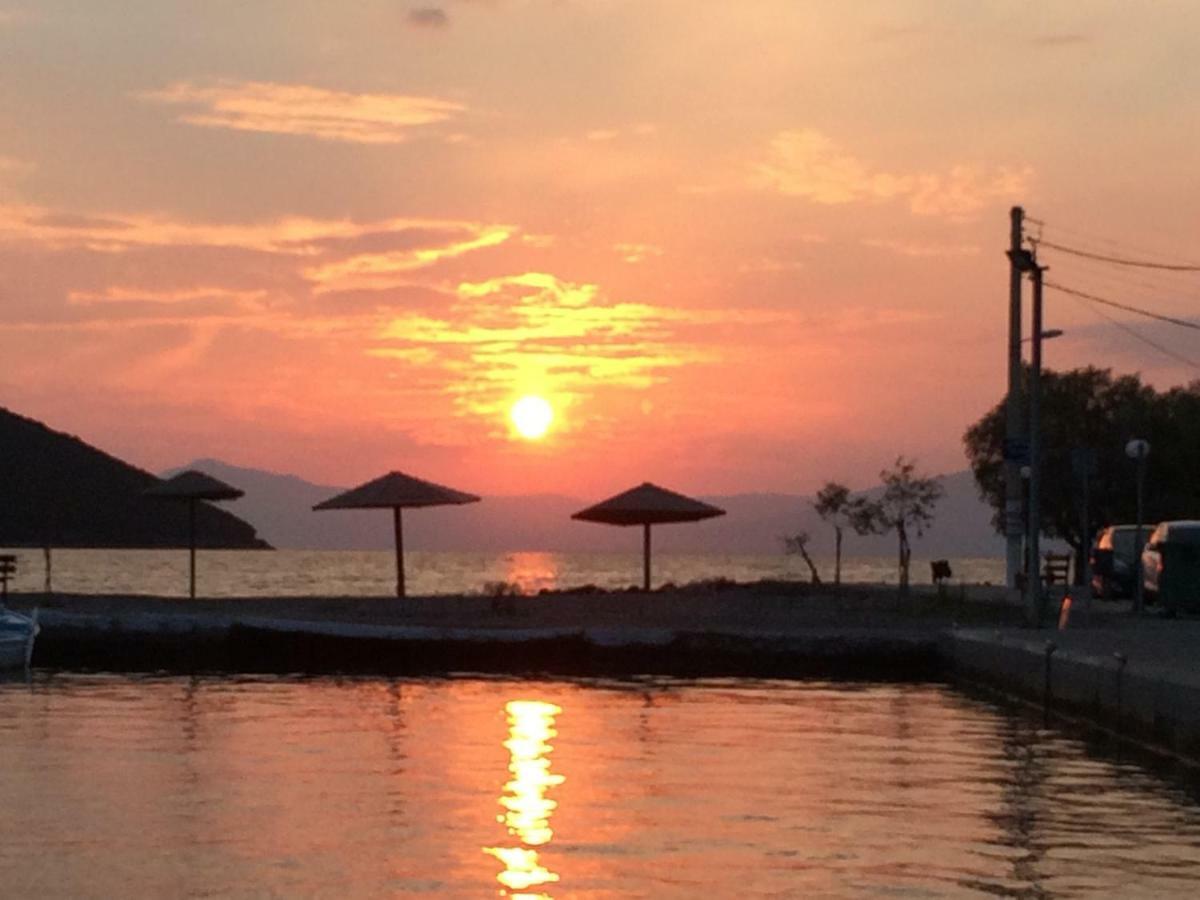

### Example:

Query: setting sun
xmin=510 ymin=395 xmax=554 ymax=440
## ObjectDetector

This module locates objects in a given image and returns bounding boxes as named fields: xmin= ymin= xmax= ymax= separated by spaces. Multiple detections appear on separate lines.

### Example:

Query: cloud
xmin=138 ymin=79 xmax=465 ymax=144
xmin=372 ymin=272 xmax=716 ymax=424
xmin=0 ymin=155 xmax=32 ymax=173
xmin=407 ymin=7 xmax=449 ymax=29
xmin=67 ymin=285 xmax=269 ymax=307
xmin=303 ymin=224 xmax=515 ymax=292
xmin=861 ymin=238 xmax=980 ymax=258
xmin=1032 ymin=33 xmax=1090 ymax=47
xmin=0 ymin=203 xmax=507 ymax=261
xmin=753 ymin=129 xmax=1031 ymax=220
xmin=613 ymin=242 xmax=662 ymax=264
xmin=0 ymin=202 xmax=518 ymax=332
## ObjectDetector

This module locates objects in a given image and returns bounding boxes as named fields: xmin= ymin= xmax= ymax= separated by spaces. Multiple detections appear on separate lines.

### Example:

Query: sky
xmin=2 ymin=1 xmax=1199 ymax=497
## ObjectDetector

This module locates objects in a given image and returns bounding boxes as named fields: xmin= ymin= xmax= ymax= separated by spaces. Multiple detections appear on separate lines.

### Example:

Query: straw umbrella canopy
xmin=572 ymin=482 xmax=725 ymax=591
xmin=313 ymin=471 xmax=480 ymax=598
xmin=144 ymin=470 xmax=244 ymax=599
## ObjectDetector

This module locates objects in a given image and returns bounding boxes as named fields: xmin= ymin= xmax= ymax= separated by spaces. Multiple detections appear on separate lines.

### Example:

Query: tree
xmin=963 ymin=366 xmax=1200 ymax=579
xmin=872 ymin=457 xmax=944 ymax=593
xmin=813 ymin=481 xmax=878 ymax=588
xmin=782 ymin=531 xmax=823 ymax=585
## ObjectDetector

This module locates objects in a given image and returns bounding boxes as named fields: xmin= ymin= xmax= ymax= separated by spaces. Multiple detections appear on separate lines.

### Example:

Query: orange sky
xmin=2 ymin=2 xmax=1198 ymax=496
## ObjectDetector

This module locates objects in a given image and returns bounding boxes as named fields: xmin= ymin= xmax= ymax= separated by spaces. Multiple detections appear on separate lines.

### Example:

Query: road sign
xmin=1003 ymin=438 xmax=1030 ymax=465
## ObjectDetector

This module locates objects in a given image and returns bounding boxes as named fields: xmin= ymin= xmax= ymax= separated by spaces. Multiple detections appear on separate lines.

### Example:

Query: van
xmin=1090 ymin=524 xmax=1148 ymax=599
xmin=1141 ymin=520 xmax=1200 ymax=610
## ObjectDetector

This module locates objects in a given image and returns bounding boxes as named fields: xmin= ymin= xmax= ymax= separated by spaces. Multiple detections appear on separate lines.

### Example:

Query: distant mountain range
xmin=0 ymin=408 xmax=269 ymax=550
xmin=167 ymin=458 xmax=1005 ymax=558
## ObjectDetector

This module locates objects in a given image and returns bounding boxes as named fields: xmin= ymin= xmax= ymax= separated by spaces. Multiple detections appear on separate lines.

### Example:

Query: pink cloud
xmin=138 ymin=79 xmax=465 ymax=144
xmin=753 ymin=129 xmax=1032 ymax=220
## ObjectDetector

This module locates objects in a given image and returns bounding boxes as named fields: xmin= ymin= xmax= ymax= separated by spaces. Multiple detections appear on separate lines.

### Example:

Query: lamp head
xmin=1125 ymin=439 xmax=1150 ymax=460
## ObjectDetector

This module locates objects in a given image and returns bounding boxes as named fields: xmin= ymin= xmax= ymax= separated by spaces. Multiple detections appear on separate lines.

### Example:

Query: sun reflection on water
xmin=503 ymin=552 xmax=560 ymax=595
xmin=483 ymin=700 xmax=565 ymax=898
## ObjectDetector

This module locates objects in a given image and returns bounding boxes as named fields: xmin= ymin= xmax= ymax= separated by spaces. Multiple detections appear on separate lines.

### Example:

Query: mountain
xmin=171 ymin=459 xmax=1003 ymax=558
xmin=0 ymin=408 xmax=270 ymax=549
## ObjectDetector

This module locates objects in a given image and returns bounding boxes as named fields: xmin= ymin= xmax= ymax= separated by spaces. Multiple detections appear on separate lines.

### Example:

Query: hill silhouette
xmin=171 ymin=459 xmax=1002 ymax=558
xmin=0 ymin=408 xmax=270 ymax=550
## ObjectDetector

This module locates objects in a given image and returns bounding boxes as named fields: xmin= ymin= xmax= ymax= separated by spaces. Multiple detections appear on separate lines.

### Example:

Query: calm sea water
xmin=0 ymin=673 xmax=1198 ymax=897
xmin=1 ymin=548 xmax=1006 ymax=597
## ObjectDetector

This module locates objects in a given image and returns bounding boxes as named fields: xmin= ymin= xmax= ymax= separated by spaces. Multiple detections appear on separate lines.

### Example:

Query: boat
xmin=0 ymin=607 xmax=38 ymax=669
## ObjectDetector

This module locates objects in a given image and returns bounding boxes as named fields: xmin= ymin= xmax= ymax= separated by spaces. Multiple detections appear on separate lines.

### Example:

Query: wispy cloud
xmin=753 ymin=129 xmax=1031 ymax=220
xmin=407 ymin=7 xmax=449 ymax=29
xmin=1032 ymin=33 xmax=1090 ymax=48
xmin=861 ymin=238 xmax=980 ymax=258
xmin=0 ymin=155 xmax=33 ymax=178
xmin=304 ymin=225 xmax=514 ymax=292
xmin=138 ymin=79 xmax=465 ymax=144
xmin=0 ymin=204 xmax=506 ymax=261
xmin=614 ymin=242 xmax=662 ymax=264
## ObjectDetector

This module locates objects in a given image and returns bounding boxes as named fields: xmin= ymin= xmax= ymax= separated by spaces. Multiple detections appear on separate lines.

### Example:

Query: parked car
xmin=1141 ymin=520 xmax=1200 ymax=610
xmin=1091 ymin=524 xmax=1149 ymax=599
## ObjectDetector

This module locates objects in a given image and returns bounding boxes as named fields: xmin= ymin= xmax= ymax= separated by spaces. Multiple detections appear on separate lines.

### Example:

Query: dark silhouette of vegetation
xmin=865 ymin=457 xmax=944 ymax=593
xmin=963 ymin=366 xmax=1200 ymax=579
xmin=812 ymin=481 xmax=879 ymax=588
xmin=0 ymin=407 xmax=270 ymax=551
xmin=782 ymin=531 xmax=823 ymax=584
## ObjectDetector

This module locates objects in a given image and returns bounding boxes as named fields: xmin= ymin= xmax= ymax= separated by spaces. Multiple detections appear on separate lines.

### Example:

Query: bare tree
xmin=873 ymin=457 xmax=944 ymax=593
xmin=813 ymin=481 xmax=879 ymax=589
xmin=782 ymin=531 xmax=822 ymax=585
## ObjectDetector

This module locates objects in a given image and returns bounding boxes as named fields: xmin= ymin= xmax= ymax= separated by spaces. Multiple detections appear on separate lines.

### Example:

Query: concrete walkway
xmin=946 ymin=615 xmax=1200 ymax=760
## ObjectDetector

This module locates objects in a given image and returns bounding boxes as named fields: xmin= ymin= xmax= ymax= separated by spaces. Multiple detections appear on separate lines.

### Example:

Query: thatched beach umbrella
xmin=144 ymin=470 xmax=244 ymax=599
xmin=572 ymin=482 xmax=725 ymax=591
xmin=313 ymin=471 xmax=480 ymax=598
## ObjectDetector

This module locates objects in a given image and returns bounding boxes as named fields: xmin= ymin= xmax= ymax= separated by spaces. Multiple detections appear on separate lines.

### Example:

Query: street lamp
xmin=1126 ymin=438 xmax=1151 ymax=614
xmin=1022 ymin=329 xmax=1064 ymax=343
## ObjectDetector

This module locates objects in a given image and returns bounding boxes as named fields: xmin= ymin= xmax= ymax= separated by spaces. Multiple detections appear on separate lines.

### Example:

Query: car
xmin=1141 ymin=520 xmax=1200 ymax=606
xmin=1090 ymin=524 xmax=1151 ymax=599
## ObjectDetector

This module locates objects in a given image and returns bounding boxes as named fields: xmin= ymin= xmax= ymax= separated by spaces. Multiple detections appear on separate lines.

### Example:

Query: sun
xmin=510 ymin=395 xmax=554 ymax=440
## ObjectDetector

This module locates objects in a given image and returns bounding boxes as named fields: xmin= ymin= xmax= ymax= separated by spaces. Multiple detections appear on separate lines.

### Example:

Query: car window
xmin=1167 ymin=525 xmax=1200 ymax=545
xmin=1112 ymin=530 xmax=1138 ymax=556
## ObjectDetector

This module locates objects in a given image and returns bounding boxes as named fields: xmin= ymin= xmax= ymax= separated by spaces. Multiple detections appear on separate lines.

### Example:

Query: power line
xmin=1026 ymin=214 xmax=1200 ymax=268
xmin=1047 ymin=254 xmax=1200 ymax=309
xmin=1037 ymin=239 xmax=1200 ymax=272
xmin=1062 ymin=291 xmax=1200 ymax=372
xmin=1043 ymin=280 xmax=1200 ymax=331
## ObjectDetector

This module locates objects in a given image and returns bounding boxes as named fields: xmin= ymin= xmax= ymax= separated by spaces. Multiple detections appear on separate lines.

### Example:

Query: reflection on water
xmin=484 ymin=700 xmax=565 ymax=898
xmin=503 ymin=553 xmax=561 ymax=596
xmin=2 ymin=674 xmax=1200 ymax=896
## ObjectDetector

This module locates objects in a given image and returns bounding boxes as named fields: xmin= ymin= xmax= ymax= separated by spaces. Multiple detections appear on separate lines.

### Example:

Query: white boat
xmin=0 ymin=608 xmax=38 ymax=669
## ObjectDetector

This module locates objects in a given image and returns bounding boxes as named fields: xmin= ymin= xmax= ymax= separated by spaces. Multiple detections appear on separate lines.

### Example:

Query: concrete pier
xmin=944 ymin=620 xmax=1200 ymax=761
xmin=9 ymin=586 xmax=1200 ymax=760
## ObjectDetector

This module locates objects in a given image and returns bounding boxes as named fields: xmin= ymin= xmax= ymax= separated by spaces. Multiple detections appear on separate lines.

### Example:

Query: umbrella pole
xmin=643 ymin=523 xmax=651 ymax=591
xmin=393 ymin=506 xmax=405 ymax=598
xmin=188 ymin=498 xmax=197 ymax=600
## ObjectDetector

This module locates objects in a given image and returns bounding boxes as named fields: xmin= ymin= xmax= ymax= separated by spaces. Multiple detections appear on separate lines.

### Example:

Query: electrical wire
xmin=1026 ymin=215 xmax=1200 ymax=267
xmin=1061 ymin=292 xmax=1200 ymax=372
xmin=1043 ymin=281 xmax=1200 ymax=331
xmin=1035 ymin=239 xmax=1200 ymax=272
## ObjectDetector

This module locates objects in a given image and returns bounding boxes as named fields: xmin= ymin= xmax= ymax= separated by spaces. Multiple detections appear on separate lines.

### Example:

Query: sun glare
xmin=510 ymin=395 xmax=553 ymax=440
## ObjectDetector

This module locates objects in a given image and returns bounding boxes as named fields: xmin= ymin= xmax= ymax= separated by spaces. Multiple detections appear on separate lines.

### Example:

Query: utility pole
xmin=1005 ymin=207 xmax=1025 ymax=591
xmin=1126 ymin=439 xmax=1151 ymax=615
xmin=1027 ymin=259 xmax=1047 ymax=625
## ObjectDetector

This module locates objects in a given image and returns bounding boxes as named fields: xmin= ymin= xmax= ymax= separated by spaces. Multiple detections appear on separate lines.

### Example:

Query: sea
xmin=0 ymin=548 xmax=1008 ymax=597
xmin=2 ymin=673 xmax=1200 ymax=897
xmin=9 ymin=549 xmax=1199 ymax=897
